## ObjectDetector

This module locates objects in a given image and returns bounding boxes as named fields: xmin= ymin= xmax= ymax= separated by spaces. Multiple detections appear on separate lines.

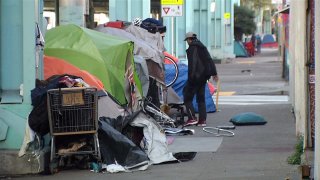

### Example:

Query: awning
xmin=273 ymin=5 xmax=290 ymax=17
xmin=278 ymin=6 xmax=290 ymax=14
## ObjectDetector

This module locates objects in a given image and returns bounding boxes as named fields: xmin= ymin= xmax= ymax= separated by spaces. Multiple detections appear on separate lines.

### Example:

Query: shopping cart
xmin=47 ymin=87 xmax=101 ymax=172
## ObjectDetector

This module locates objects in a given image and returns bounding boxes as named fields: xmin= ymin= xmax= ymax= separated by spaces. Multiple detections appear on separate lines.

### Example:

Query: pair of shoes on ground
xmin=184 ymin=119 xmax=206 ymax=127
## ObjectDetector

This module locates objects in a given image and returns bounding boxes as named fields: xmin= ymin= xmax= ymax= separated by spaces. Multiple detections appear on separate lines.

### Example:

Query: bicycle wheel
xmin=202 ymin=127 xmax=235 ymax=137
xmin=164 ymin=56 xmax=179 ymax=87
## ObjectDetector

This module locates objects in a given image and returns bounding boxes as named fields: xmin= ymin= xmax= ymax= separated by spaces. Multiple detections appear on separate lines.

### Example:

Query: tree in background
xmin=241 ymin=0 xmax=272 ymax=10
xmin=234 ymin=5 xmax=256 ymax=41
xmin=240 ymin=0 xmax=275 ymax=35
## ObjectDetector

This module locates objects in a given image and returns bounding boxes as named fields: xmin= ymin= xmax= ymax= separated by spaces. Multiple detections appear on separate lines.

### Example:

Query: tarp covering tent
xmin=262 ymin=34 xmax=278 ymax=48
xmin=124 ymin=24 xmax=166 ymax=87
xmin=44 ymin=24 xmax=141 ymax=105
xmin=125 ymin=24 xmax=165 ymax=55
xmin=95 ymin=25 xmax=164 ymax=84
xmin=98 ymin=116 xmax=150 ymax=170
xmin=129 ymin=111 xmax=177 ymax=164
xmin=95 ymin=25 xmax=164 ymax=65
xmin=234 ymin=41 xmax=248 ymax=57
xmin=98 ymin=110 xmax=177 ymax=166
xmin=165 ymin=63 xmax=216 ymax=112
xmin=262 ymin=34 xmax=275 ymax=44
xmin=44 ymin=55 xmax=104 ymax=90
xmin=95 ymin=24 xmax=179 ymax=108
xmin=134 ymin=55 xmax=150 ymax=96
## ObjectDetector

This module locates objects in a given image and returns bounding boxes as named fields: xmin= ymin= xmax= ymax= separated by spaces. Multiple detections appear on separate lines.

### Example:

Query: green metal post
xmin=0 ymin=0 xmax=35 ymax=149
xmin=109 ymin=0 xmax=150 ymax=22
xmin=0 ymin=0 xmax=48 ymax=175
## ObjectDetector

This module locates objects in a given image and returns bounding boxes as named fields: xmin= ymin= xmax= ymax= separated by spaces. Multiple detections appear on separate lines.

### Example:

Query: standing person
xmin=251 ymin=33 xmax=256 ymax=55
xmin=256 ymin=34 xmax=262 ymax=53
xmin=183 ymin=32 xmax=219 ymax=127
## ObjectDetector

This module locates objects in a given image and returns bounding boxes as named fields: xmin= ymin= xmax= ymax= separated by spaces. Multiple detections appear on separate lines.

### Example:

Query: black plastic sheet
xmin=98 ymin=116 xmax=149 ymax=169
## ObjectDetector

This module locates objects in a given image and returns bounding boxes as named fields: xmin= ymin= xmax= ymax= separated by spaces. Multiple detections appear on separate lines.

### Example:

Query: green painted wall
xmin=107 ymin=0 xmax=234 ymax=60
xmin=163 ymin=0 xmax=235 ymax=60
xmin=109 ymin=0 xmax=150 ymax=22
xmin=0 ymin=0 xmax=23 ymax=92
xmin=0 ymin=0 xmax=36 ymax=149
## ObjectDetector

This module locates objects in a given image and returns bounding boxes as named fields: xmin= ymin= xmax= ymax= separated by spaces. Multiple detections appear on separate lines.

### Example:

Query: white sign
xmin=309 ymin=75 xmax=315 ymax=84
xmin=210 ymin=2 xmax=216 ymax=12
xmin=161 ymin=5 xmax=183 ymax=17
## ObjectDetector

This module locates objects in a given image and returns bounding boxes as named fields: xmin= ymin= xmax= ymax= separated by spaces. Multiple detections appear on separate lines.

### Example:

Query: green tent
xmin=234 ymin=40 xmax=248 ymax=57
xmin=44 ymin=24 xmax=140 ymax=105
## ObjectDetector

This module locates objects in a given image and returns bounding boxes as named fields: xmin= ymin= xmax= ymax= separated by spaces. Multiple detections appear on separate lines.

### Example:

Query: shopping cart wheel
xmin=49 ymin=158 xmax=59 ymax=174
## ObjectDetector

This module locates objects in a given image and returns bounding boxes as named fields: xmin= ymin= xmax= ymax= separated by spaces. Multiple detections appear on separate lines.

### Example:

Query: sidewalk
xmin=216 ymin=48 xmax=289 ymax=96
xmin=15 ymin=103 xmax=300 ymax=180
xmin=12 ymin=49 xmax=302 ymax=180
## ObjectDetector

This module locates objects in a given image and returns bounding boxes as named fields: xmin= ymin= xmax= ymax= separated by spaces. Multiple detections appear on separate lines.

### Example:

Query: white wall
xmin=314 ymin=0 xmax=320 ymax=178
xmin=289 ymin=0 xmax=308 ymax=142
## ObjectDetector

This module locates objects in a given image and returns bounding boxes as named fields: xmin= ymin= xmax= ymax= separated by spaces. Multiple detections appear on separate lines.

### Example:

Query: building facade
xmin=287 ymin=0 xmax=319 ymax=178
xmin=0 ymin=0 xmax=44 ymax=174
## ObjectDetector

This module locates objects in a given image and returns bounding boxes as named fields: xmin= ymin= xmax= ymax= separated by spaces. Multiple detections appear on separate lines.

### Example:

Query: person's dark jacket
xmin=186 ymin=39 xmax=217 ymax=85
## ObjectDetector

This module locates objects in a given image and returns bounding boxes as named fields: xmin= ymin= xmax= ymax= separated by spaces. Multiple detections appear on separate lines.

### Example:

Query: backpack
xmin=140 ymin=18 xmax=166 ymax=34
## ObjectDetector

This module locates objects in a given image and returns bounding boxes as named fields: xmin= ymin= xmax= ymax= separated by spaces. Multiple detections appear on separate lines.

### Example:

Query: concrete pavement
xmin=216 ymin=48 xmax=289 ymax=96
xmin=8 ymin=48 xmax=302 ymax=179
xmin=14 ymin=104 xmax=300 ymax=180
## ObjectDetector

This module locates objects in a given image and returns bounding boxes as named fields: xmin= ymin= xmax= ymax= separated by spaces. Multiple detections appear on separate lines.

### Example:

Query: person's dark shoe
xmin=183 ymin=119 xmax=198 ymax=126
xmin=197 ymin=119 xmax=207 ymax=127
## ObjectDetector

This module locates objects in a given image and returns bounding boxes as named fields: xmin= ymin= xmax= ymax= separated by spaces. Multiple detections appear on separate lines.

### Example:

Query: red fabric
xmin=44 ymin=56 xmax=104 ymax=90
xmin=163 ymin=51 xmax=179 ymax=64
xmin=262 ymin=42 xmax=278 ymax=48
xmin=208 ymin=82 xmax=215 ymax=95
xmin=104 ymin=21 xmax=124 ymax=29
xmin=244 ymin=42 xmax=255 ymax=56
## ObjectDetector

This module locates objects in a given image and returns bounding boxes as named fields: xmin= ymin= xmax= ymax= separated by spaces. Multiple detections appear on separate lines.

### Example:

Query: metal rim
xmin=164 ymin=56 xmax=179 ymax=87
xmin=202 ymin=127 xmax=235 ymax=137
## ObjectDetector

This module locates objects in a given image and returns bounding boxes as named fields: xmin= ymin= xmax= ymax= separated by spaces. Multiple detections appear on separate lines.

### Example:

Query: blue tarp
xmin=165 ymin=63 xmax=216 ymax=113
xmin=262 ymin=34 xmax=275 ymax=44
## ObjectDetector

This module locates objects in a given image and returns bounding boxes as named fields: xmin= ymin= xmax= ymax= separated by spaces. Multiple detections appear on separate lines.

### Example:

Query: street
xmin=12 ymin=48 xmax=301 ymax=180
